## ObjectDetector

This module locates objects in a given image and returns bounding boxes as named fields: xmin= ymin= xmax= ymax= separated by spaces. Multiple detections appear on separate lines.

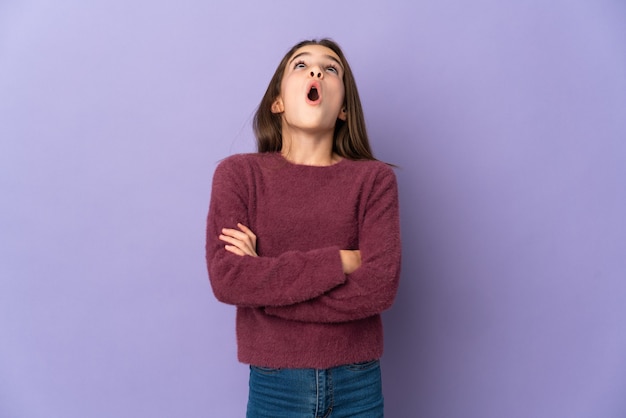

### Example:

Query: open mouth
xmin=307 ymin=86 xmax=319 ymax=102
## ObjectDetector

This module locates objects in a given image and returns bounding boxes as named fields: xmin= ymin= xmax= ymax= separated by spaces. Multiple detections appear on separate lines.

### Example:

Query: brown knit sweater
xmin=206 ymin=152 xmax=401 ymax=368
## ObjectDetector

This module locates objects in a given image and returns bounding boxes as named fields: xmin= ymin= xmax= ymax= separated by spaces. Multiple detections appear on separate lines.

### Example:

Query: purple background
xmin=1 ymin=1 xmax=625 ymax=417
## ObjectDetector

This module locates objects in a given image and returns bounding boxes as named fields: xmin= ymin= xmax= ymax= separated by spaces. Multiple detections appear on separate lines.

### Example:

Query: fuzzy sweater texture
xmin=206 ymin=152 xmax=401 ymax=369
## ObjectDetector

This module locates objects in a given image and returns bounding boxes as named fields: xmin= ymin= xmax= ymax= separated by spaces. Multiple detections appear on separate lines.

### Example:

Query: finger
xmin=233 ymin=224 xmax=256 ymax=248
xmin=219 ymin=234 xmax=256 ymax=256
xmin=237 ymin=223 xmax=257 ymax=239
xmin=219 ymin=234 xmax=251 ymax=250
xmin=222 ymin=238 xmax=252 ymax=255
xmin=224 ymin=245 xmax=245 ymax=256
xmin=218 ymin=234 xmax=239 ymax=246
xmin=222 ymin=227 xmax=254 ymax=243
xmin=221 ymin=228 xmax=247 ymax=239
xmin=221 ymin=229 xmax=253 ymax=247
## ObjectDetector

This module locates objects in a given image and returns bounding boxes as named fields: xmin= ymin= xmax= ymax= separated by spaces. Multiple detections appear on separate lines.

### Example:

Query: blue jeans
xmin=246 ymin=360 xmax=384 ymax=418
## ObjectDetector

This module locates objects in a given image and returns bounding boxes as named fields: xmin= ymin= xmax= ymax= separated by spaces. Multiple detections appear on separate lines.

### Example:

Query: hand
xmin=340 ymin=250 xmax=361 ymax=274
xmin=219 ymin=223 xmax=258 ymax=257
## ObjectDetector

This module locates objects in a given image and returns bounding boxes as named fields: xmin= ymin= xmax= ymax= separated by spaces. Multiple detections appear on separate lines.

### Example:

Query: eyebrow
xmin=288 ymin=52 xmax=344 ymax=70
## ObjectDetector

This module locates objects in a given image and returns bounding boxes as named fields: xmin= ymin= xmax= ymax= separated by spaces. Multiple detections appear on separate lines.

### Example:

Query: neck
xmin=280 ymin=127 xmax=340 ymax=166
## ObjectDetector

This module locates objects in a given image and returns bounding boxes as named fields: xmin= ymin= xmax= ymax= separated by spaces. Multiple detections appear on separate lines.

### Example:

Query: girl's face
xmin=271 ymin=44 xmax=347 ymax=135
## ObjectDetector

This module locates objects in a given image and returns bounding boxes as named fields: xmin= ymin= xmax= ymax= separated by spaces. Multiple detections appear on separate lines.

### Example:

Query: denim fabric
xmin=246 ymin=360 xmax=384 ymax=418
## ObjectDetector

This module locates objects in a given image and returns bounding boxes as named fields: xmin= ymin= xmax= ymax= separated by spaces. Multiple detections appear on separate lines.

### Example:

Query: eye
xmin=293 ymin=60 xmax=306 ymax=69
xmin=326 ymin=64 xmax=339 ymax=74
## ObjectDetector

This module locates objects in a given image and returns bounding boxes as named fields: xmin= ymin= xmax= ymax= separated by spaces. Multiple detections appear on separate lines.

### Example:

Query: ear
xmin=271 ymin=98 xmax=284 ymax=114
xmin=337 ymin=106 xmax=347 ymax=121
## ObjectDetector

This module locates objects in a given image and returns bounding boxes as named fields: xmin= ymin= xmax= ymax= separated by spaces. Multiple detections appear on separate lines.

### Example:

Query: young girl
xmin=206 ymin=38 xmax=401 ymax=417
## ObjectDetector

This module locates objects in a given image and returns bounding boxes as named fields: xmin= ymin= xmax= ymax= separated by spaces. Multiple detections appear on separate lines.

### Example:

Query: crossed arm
xmin=219 ymin=223 xmax=362 ymax=275
xmin=217 ymin=215 xmax=399 ymax=323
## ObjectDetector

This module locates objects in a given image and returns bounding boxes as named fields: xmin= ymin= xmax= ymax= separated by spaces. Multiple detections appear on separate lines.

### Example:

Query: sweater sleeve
xmin=264 ymin=166 xmax=401 ymax=323
xmin=206 ymin=156 xmax=347 ymax=308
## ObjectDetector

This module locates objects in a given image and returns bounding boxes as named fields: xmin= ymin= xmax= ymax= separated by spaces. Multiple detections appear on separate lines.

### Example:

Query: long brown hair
xmin=253 ymin=39 xmax=376 ymax=161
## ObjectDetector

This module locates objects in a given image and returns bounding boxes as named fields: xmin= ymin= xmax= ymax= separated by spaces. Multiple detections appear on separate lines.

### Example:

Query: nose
xmin=309 ymin=67 xmax=323 ymax=79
